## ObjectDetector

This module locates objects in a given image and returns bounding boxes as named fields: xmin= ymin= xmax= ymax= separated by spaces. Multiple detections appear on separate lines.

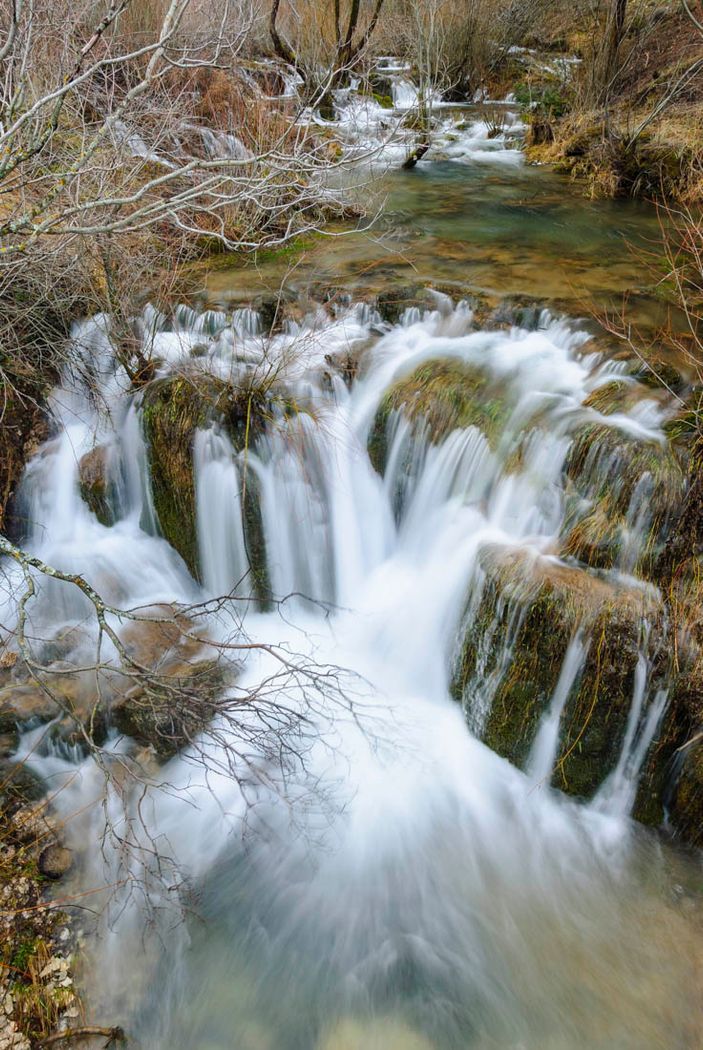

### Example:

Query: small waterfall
xmin=527 ymin=631 xmax=589 ymax=788
xmin=118 ymin=401 xmax=159 ymax=532
xmin=194 ymin=428 xmax=250 ymax=598
xmin=595 ymin=650 xmax=670 ymax=817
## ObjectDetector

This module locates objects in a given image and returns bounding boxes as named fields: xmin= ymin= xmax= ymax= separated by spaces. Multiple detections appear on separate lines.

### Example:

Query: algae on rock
xmin=369 ymin=359 xmax=507 ymax=474
xmin=455 ymin=545 xmax=665 ymax=802
xmin=140 ymin=371 xmax=271 ymax=598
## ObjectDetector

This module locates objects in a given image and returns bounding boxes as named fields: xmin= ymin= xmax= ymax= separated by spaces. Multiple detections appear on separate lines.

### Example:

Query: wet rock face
xmin=454 ymin=547 xmax=666 ymax=806
xmin=140 ymin=371 xmax=270 ymax=598
xmin=77 ymin=445 xmax=116 ymax=526
xmin=141 ymin=373 xmax=230 ymax=579
xmin=375 ymin=286 xmax=437 ymax=326
xmin=561 ymin=416 xmax=683 ymax=575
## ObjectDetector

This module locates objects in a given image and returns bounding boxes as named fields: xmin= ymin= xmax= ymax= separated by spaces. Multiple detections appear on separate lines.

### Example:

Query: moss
xmin=561 ymin=421 xmax=684 ymax=573
xmin=368 ymin=359 xmax=507 ymax=474
xmin=458 ymin=547 xmax=663 ymax=803
xmin=372 ymin=92 xmax=394 ymax=110
xmin=141 ymin=373 xmax=266 ymax=583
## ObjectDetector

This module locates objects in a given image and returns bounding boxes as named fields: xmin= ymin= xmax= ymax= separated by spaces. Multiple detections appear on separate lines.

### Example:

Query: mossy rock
xmin=455 ymin=546 xmax=664 ymax=802
xmin=666 ymin=739 xmax=703 ymax=847
xmin=140 ymin=372 xmax=270 ymax=598
xmin=111 ymin=658 xmax=224 ymax=760
xmin=561 ymin=420 xmax=684 ymax=574
xmin=368 ymin=359 xmax=507 ymax=474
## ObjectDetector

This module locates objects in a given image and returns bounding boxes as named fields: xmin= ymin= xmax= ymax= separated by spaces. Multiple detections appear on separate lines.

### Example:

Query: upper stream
xmin=3 ymin=100 xmax=702 ymax=1049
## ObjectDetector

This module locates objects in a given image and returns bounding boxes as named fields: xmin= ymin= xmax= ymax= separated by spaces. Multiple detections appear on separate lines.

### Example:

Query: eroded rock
xmin=454 ymin=544 xmax=665 ymax=803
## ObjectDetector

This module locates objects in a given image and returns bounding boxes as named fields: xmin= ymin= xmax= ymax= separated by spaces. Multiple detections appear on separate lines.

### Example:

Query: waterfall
xmin=194 ymin=428 xmax=251 ymax=598
xmin=3 ymin=295 xmax=695 ymax=1049
xmin=527 ymin=631 xmax=589 ymax=787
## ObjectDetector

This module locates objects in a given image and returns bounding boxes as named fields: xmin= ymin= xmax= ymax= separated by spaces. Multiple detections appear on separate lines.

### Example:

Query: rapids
xmin=2 ymin=107 xmax=702 ymax=1050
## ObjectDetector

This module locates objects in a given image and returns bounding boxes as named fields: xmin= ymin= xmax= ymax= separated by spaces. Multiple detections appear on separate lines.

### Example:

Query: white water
xmin=527 ymin=631 xmax=588 ymax=788
xmin=4 ymin=289 xmax=699 ymax=1048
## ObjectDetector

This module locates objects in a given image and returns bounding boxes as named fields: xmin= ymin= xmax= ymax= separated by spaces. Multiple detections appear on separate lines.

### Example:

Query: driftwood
xmin=402 ymin=142 xmax=430 ymax=169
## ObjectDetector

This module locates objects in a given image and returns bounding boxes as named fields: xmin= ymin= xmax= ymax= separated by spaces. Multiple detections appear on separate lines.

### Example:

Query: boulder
xmin=111 ymin=658 xmax=224 ymax=760
xmin=454 ymin=545 xmax=666 ymax=803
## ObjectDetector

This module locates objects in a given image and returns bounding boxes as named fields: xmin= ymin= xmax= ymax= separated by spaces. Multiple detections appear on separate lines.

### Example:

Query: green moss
xmin=456 ymin=548 xmax=663 ymax=803
xmin=561 ymin=421 xmax=684 ymax=573
xmin=368 ymin=359 xmax=507 ymax=474
xmin=372 ymin=92 xmax=394 ymax=110
xmin=141 ymin=373 xmax=270 ymax=596
xmin=253 ymin=233 xmax=317 ymax=266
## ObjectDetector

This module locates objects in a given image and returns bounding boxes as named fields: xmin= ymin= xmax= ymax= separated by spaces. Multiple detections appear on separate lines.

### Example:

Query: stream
xmin=3 ymin=91 xmax=703 ymax=1049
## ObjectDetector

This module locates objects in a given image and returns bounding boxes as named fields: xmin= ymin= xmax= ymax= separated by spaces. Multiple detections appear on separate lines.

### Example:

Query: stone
xmin=78 ymin=445 xmax=116 ymax=526
xmin=38 ymin=846 xmax=73 ymax=880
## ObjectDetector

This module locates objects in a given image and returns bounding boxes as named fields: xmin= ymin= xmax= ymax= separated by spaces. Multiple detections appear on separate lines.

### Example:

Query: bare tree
xmin=0 ymin=0 xmax=348 ymax=258
xmin=269 ymin=0 xmax=387 ymax=88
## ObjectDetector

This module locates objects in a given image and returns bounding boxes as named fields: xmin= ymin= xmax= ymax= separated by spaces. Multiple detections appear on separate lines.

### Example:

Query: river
xmin=4 ymin=96 xmax=703 ymax=1049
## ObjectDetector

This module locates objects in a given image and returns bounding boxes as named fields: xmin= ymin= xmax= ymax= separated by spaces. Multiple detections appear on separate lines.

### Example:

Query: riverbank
xmin=517 ymin=0 xmax=703 ymax=202
xmin=0 ymin=760 xmax=82 ymax=1049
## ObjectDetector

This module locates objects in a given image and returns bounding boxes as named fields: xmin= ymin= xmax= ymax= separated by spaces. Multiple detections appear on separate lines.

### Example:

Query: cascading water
xmin=4 ymin=293 xmax=702 ymax=1050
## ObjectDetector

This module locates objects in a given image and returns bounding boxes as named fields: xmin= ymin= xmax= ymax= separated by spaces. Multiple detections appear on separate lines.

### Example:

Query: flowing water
xmin=3 ymin=105 xmax=703 ymax=1049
